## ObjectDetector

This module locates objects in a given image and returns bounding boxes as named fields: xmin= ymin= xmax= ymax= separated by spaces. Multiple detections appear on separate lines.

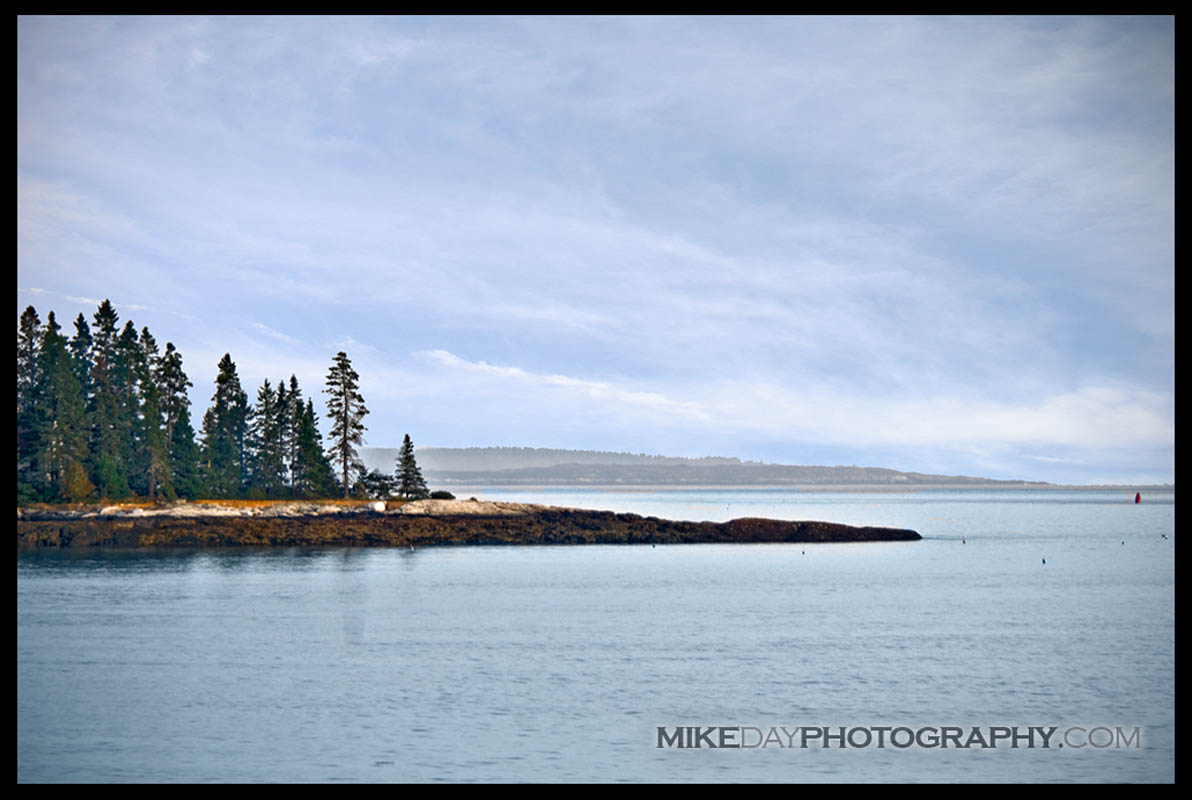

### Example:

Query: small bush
xmin=429 ymin=490 xmax=456 ymax=500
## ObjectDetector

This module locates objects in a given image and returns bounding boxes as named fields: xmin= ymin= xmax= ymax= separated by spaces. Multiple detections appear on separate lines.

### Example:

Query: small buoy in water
xmin=1042 ymin=557 xmax=1046 ymax=565
xmin=652 ymin=544 xmax=656 ymax=548
xmin=1136 ymin=492 xmax=1141 ymax=504
xmin=962 ymin=537 xmax=966 ymax=544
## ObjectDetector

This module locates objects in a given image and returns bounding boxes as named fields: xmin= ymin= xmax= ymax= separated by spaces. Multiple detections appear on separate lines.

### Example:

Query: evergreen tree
xmin=17 ymin=305 xmax=42 ymax=411
xmin=68 ymin=313 xmax=94 ymax=409
xmin=134 ymin=327 xmax=169 ymax=501
xmin=113 ymin=321 xmax=144 ymax=488
xmin=324 ymin=351 xmax=368 ymax=498
xmin=292 ymin=399 xmax=335 ymax=498
xmin=201 ymin=353 xmax=249 ymax=497
xmin=159 ymin=342 xmax=194 ymax=482
xmin=90 ymin=300 xmax=121 ymax=362
xmin=170 ymin=405 xmax=202 ymax=499
xmin=33 ymin=313 xmax=92 ymax=501
xmin=395 ymin=433 xmax=429 ymax=499
xmin=248 ymin=378 xmax=286 ymax=497
xmin=356 ymin=469 xmax=397 ymax=499
xmin=67 ymin=314 xmax=96 ymax=497
xmin=275 ymin=380 xmax=288 ymax=490
xmin=283 ymin=375 xmax=303 ymax=493
xmin=88 ymin=301 xmax=130 ymax=499
xmin=17 ymin=306 xmax=43 ymax=501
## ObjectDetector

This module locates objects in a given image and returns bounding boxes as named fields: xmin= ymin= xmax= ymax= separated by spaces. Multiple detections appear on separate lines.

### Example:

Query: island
xmin=16 ymin=499 xmax=921 ymax=548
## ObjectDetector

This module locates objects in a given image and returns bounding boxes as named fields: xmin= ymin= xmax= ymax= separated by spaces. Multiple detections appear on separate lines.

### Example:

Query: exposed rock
xmin=16 ymin=503 xmax=920 ymax=548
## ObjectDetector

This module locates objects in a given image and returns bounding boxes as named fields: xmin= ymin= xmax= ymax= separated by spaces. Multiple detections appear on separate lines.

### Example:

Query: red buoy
xmin=1135 ymin=492 xmax=1141 ymax=504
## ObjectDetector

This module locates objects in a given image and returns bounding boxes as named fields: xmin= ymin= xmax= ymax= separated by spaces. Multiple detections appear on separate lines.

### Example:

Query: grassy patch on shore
xmin=18 ymin=497 xmax=412 ymax=513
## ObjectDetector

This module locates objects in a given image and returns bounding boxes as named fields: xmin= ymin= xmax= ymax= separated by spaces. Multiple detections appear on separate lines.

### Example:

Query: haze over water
xmin=18 ymin=489 xmax=1174 ymax=782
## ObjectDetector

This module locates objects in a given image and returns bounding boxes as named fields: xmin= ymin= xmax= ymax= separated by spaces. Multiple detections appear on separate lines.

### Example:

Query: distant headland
xmin=360 ymin=447 xmax=1171 ymax=491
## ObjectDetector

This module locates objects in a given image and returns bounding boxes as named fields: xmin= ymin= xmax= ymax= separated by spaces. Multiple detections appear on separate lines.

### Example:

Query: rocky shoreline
xmin=16 ymin=499 xmax=921 ymax=549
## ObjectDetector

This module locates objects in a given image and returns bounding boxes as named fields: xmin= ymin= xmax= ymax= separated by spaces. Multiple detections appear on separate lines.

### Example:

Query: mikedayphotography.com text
xmin=656 ymin=725 xmax=1143 ymax=750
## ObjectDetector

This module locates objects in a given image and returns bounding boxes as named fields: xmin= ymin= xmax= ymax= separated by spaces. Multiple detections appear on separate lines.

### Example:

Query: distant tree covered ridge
xmin=360 ymin=446 xmax=748 ymax=472
xmin=358 ymin=446 xmax=1055 ymax=486
xmin=15 ymin=300 xmax=393 ymax=504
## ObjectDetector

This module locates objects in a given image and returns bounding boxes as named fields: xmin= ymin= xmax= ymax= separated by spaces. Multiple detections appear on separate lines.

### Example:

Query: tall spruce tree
xmin=275 ymin=380 xmax=290 ymax=492
xmin=293 ymin=399 xmax=335 ymax=498
xmin=17 ymin=306 xmax=42 ymax=414
xmin=170 ymin=404 xmax=202 ymax=499
xmin=33 ymin=313 xmax=92 ymax=501
xmin=201 ymin=353 xmax=249 ymax=497
xmin=135 ymin=327 xmax=169 ymax=501
xmin=68 ymin=313 xmax=95 ymax=478
xmin=248 ymin=378 xmax=286 ymax=497
xmin=283 ymin=375 xmax=303 ymax=493
xmin=88 ymin=301 xmax=130 ymax=499
xmin=324 ymin=351 xmax=368 ymax=498
xmin=159 ymin=342 xmax=193 ymax=487
xmin=395 ymin=433 xmax=429 ymax=499
xmin=113 ymin=321 xmax=143 ymax=488
xmin=17 ymin=306 xmax=43 ymax=501
xmin=68 ymin=313 xmax=94 ymax=403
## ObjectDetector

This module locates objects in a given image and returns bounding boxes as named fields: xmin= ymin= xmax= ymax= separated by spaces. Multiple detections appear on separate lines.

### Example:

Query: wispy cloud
xmin=422 ymin=348 xmax=1171 ymax=456
xmin=250 ymin=322 xmax=300 ymax=346
xmin=422 ymin=349 xmax=711 ymax=422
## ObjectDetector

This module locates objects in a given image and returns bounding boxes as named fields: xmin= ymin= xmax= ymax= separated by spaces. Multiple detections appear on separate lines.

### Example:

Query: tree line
xmin=17 ymin=300 xmax=430 ymax=504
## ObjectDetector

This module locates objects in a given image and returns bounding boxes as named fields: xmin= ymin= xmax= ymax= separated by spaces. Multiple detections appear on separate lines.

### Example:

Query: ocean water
xmin=17 ymin=489 xmax=1174 ymax=783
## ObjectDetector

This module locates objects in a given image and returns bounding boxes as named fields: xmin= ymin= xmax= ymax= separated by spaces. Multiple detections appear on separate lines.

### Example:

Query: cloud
xmin=250 ymin=322 xmax=300 ymax=346
xmin=421 ymin=348 xmax=1171 ymax=457
xmin=421 ymin=349 xmax=711 ymax=422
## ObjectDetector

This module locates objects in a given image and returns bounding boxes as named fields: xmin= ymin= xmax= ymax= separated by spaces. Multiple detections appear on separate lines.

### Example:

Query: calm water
xmin=17 ymin=489 xmax=1174 ymax=783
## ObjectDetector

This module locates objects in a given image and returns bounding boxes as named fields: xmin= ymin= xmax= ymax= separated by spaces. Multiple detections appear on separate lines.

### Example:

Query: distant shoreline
xmin=427 ymin=483 xmax=1174 ymax=494
xmin=361 ymin=447 xmax=1173 ymax=491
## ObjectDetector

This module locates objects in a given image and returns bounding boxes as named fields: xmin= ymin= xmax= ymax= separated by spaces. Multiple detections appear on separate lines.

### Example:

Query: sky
xmin=17 ymin=16 xmax=1174 ymax=485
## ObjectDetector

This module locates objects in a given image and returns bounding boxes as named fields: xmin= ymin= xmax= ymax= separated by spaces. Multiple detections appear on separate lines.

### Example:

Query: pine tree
xmin=201 ymin=353 xmax=249 ymax=497
xmin=395 ymin=433 xmax=429 ymax=500
xmin=283 ymin=375 xmax=303 ymax=493
xmin=134 ymin=327 xmax=169 ymax=501
xmin=68 ymin=313 xmax=94 ymax=410
xmin=293 ymin=399 xmax=335 ymax=498
xmin=88 ymin=301 xmax=130 ymax=499
xmin=248 ymin=378 xmax=286 ymax=497
xmin=17 ymin=306 xmax=42 ymax=411
xmin=324 ymin=351 xmax=368 ymax=498
xmin=159 ymin=341 xmax=194 ymax=495
xmin=33 ymin=313 xmax=92 ymax=501
xmin=275 ymin=380 xmax=290 ymax=493
xmin=17 ymin=306 xmax=43 ymax=501
xmin=90 ymin=300 xmax=120 ymax=362
xmin=356 ymin=469 xmax=397 ymax=499
xmin=170 ymin=405 xmax=202 ymax=499
xmin=114 ymin=321 xmax=143 ymax=489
